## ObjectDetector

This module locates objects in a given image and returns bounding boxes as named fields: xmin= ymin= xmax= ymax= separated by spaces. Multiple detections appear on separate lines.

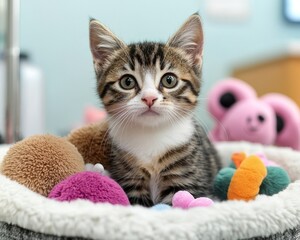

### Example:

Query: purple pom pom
xmin=48 ymin=172 xmax=130 ymax=206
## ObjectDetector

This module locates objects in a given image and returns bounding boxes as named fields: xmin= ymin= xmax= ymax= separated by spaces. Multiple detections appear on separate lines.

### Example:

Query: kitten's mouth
xmin=140 ymin=109 xmax=160 ymax=116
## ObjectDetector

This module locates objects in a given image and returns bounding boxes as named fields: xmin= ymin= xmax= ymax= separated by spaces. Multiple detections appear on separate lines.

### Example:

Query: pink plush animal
xmin=207 ymin=78 xmax=300 ymax=150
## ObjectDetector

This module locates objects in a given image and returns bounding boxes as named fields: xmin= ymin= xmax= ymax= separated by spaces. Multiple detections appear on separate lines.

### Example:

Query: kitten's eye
xmin=161 ymin=74 xmax=178 ymax=89
xmin=119 ymin=75 xmax=137 ymax=90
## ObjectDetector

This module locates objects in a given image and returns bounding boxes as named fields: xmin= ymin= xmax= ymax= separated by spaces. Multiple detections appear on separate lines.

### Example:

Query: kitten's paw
xmin=85 ymin=163 xmax=110 ymax=176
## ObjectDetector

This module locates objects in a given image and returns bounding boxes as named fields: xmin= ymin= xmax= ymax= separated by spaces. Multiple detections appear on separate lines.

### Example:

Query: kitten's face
xmin=90 ymin=15 xmax=203 ymax=128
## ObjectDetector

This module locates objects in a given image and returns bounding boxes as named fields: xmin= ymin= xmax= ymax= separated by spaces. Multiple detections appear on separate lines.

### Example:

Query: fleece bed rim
xmin=0 ymin=142 xmax=300 ymax=240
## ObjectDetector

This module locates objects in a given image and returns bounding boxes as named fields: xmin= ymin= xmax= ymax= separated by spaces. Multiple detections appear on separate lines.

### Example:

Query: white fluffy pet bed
xmin=1 ymin=142 xmax=300 ymax=240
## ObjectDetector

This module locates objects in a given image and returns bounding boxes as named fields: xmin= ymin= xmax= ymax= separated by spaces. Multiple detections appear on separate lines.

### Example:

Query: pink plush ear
xmin=207 ymin=78 xmax=257 ymax=121
xmin=261 ymin=94 xmax=300 ymax=150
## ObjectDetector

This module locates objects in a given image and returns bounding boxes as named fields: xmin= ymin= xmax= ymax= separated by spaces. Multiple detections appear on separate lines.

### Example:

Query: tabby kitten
xmin=89 ymin=14 xmax=221 ymax=206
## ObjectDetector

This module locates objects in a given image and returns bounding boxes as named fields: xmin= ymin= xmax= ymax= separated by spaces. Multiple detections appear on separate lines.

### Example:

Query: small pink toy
xmin=207 ymin=78 xmax=300 ymax=150
xmin=48 ymin=171 xmax=130 ymax=206
xmin=255 ymin=153 xmax=279 ymax=167
xmin=172 ymin=191 xmax=214 ymax=209
xmin=84 ymin=106 xmax=107 ymax=124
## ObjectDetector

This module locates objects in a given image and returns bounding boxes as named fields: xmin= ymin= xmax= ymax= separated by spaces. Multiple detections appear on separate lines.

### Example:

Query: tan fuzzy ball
xmin=1 ymin=135 xmax=85 ymax=196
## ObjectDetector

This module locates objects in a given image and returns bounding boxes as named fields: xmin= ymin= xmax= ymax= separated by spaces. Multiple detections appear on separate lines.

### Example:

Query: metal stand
xmin=4 ymin=0 xmax=20 ymax=143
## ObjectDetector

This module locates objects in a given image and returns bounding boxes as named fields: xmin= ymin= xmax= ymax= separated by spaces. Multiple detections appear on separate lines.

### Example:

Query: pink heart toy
xmin=188 ymin=197 xmax=214 ymax=208
xmin=172 ymin=191 xmax=214 ymax=209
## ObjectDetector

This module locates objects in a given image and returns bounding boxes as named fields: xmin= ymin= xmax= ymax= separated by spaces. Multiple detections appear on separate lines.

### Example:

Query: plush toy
xmin=151 ymin=191 xmax=214 ymax=211
xmin=151 ymin=204 xmax=172 ymax=211
xmin=73 ymin=106 xmax=107 ymax=130
xmin=172 ymin=191 xmax=214 ymax=209
xmin=214 ymin=152 xmax=290 ymax=201
xmin=84 ymin=106 xmax=107 ymax=124
xmin=49 ymin=171 xmax=130 ymax=206
xmin=67 ymin=121 xmax=112 ymax=170
xmin=207 ymin=78 xmax=300 ymax=150
xmin=0 ymin=135 xmax=85 ymax=196
xmin=228 ymin=154 xmax=267 ymax=200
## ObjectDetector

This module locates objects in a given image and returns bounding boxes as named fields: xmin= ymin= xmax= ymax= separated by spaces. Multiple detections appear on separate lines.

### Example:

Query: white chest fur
xmin=109 ymin=117 xmax=194 ymax=163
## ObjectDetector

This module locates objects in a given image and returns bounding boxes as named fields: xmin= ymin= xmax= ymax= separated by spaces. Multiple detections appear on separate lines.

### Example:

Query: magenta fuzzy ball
xmin=48 ymin=171 xmax=130 ymax=206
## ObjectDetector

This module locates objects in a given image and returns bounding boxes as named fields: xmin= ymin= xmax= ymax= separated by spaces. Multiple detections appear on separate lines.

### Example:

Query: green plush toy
xmin=214 ymin=152 xmax=290 ymax=201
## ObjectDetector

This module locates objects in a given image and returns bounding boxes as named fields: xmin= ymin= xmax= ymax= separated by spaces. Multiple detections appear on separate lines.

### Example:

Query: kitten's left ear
xmin=89 ymin=18 xmax=126 ymax=72
xmin=167 ymin=14 xmax=204 ymax=65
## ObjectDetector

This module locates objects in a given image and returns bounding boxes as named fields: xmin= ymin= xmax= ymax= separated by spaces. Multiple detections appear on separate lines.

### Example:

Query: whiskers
xmin=165 ymin=103 xmax=230 ymax=141
xmin=196 ymin=107 xmax=229 ymax=141
xmin=100 ymin=100 xmax=229 ymax=160
xmin=99 ymin=104 xmax=133 ymax=152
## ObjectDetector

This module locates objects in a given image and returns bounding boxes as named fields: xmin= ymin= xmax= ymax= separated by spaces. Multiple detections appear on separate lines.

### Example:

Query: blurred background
xmin=0 ymin=0 xmax=299 ymax=140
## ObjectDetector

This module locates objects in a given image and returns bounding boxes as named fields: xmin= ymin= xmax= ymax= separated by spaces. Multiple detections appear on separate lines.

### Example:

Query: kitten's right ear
xmin=89 ymin=19 xmax=126 ymax=71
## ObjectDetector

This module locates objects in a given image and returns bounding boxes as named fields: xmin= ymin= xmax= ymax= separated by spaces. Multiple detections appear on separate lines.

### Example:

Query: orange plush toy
xmin=214 ymin=152 xmax=290 ymax=201
xmin=228 ymin=153 xmax=267 ymax=200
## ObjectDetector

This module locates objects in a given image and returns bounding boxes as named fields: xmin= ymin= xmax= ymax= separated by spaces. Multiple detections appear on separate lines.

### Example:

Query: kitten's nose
xmin=142 ymin=96 xmax=158 ymax=107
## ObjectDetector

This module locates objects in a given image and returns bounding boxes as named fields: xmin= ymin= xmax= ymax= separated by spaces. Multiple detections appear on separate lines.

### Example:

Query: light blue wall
xmin=20 ymin=0 xmax=300 ymax=135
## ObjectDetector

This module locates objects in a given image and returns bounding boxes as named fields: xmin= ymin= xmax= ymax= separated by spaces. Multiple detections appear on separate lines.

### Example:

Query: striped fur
xmin=109 ymin=121 xmax=221 ymax=206
xmin=89 ymin=14 xmax=221 ymax=206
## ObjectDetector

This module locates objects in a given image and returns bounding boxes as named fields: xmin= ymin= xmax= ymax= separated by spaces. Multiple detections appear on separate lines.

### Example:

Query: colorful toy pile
xmin=0 ymin=134 xmax=290 ymax=208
